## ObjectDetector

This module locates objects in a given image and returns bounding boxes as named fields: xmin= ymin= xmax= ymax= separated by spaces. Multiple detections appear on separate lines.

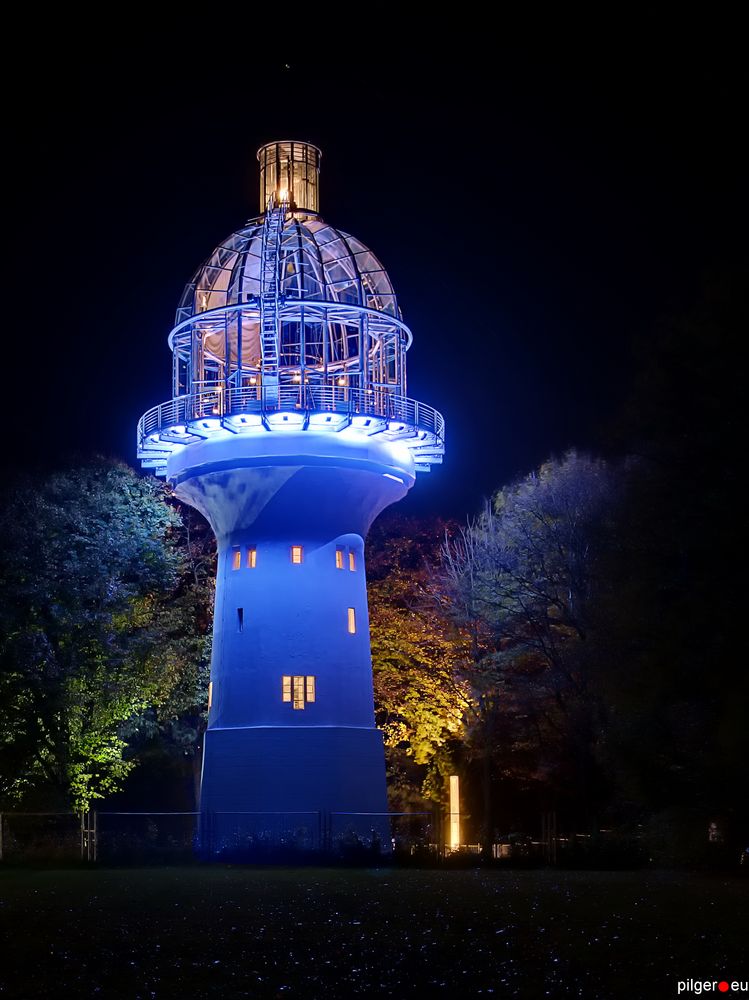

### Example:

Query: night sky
xmin=9 ymin=29 xmax=746 ymax=516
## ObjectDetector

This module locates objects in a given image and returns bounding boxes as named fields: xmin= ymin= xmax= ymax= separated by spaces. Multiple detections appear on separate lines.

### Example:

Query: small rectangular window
xmin=291 ymin=545 xmax=303 ymax=564
xmin=335 ymin=548 xmax=344 ymax=570
xmin=208 ymin=681 xmax=213 ymax=710
xmin=237 ymin=608 xmax=244 ymax=632
xmin=231 ymin=549 xmax=241 ymax=571
xmin=348 ymin=550 xmax=356 ymax=572
xmin=282 ymin=675 xmax=292 ymax=702
xmin=306 ymin=676 xmax=316 ymax=702
xmin=347 ymin=607 xmax=356 ymax=634
xmin=247 ymin=547 xmax=257 ymax=569
xmin=292 ymin=675 xmax=305 ymax=710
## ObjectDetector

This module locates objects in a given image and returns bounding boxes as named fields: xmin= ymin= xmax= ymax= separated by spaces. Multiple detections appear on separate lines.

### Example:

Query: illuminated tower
xmin=137 ymin=141 xmax=444 ymax=850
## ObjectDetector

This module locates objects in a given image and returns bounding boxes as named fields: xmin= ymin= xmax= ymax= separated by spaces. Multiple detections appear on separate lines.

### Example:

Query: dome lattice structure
xmin=137 ymin=143 xmax=443 ymax=477
xmin=177 ymin=217 xmax=399 ymax=321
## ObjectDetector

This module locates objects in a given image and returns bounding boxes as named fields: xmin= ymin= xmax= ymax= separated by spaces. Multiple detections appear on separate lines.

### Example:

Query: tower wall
xmin=168 ymin=432 xmax=414 ymax=850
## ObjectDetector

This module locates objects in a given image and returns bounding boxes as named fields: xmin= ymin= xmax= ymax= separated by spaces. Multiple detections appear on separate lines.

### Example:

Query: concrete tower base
xmin=200 ymin=726 xmax=390 ymax=852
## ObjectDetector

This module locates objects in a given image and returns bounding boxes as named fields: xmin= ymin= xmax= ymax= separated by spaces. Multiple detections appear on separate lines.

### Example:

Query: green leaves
xmin=0 ymin=459 xmax=212 ymax=811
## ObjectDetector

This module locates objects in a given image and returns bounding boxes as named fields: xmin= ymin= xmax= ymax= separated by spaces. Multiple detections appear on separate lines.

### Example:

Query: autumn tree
xmin=367 ymin=515 xmax=469 ymax=810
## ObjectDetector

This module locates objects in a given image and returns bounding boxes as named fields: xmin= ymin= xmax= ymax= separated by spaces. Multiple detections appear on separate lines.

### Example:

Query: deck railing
xmin=138 ymin=385 xmax=445 ymax=449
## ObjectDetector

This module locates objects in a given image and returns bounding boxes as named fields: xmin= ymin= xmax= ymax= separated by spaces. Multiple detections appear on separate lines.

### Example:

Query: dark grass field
xmin=0 ymin=866 xmax=746 ymax=998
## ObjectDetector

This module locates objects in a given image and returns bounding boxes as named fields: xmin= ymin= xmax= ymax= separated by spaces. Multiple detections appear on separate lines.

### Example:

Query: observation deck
xmin=137 ymin=384 xmax=444 ymax=478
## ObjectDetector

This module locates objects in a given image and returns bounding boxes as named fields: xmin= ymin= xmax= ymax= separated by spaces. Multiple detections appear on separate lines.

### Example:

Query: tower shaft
xmin=171 ymin=432 xmax=411 ymax=848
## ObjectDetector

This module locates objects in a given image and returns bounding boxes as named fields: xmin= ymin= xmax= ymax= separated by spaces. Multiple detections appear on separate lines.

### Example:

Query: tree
xmin=0 ymin=459 xmax=210 ymax=811
xmin=441 ymin=452 xmax=618 ymax=846
xmin=595 ymin=269 xmax=749 ymax=857
xmin=367 ymin=515 xmax=469 ymax=811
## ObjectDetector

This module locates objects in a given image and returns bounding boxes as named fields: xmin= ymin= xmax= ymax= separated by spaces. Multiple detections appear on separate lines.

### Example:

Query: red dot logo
xmin=718 ymin=984 xmax=730 ymax=994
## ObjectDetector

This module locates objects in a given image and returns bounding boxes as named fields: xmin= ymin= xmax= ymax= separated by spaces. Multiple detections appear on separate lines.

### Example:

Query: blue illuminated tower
xmin=137 ymin=142 xmax=444 ymax=849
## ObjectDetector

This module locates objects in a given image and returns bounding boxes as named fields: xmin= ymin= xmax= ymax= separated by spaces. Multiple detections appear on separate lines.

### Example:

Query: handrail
xmin=167 ymin=300 xmax=414 ymax=351
xmin=137 ymin=386 xmax=445 ymax=449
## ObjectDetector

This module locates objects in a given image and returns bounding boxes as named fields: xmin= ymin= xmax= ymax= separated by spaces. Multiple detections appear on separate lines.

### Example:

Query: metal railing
xmin=138 ymin=385 xmax=445 ymax=450
xmin=0 ymin=811 xmax=438 ymax=862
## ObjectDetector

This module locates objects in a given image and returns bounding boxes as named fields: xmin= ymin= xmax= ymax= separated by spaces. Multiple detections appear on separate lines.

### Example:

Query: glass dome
xmin=176 ymin=217 xmax=398 ymax=325
xmin=137 ymin=140 xmax=445 ymax=478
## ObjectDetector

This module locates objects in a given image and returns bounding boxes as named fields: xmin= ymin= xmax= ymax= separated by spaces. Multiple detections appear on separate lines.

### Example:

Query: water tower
xmin=137 ymin=141 xmax=445 ymax=850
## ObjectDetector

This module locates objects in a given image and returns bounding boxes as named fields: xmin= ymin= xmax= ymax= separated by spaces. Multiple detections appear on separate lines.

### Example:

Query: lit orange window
xmin=247 ymin=547 xmax=257 ymax=568
xmin=291 ymin=545 xmax=303 ymax=564
xmin=282 ymin=675 xmax=316 ymax=709
xmin=335 ymin=548 xmax=344 ymax=570
xmin=347 ymin=607 xmax=356 ymax=634
xmin=208 ymin=681 xmax=213 ymax=710
xmin=292 ymin=675 xmax=305 ymax=710
xmin=231 ymin=549 xmax=241 ymax=571
xmin=348 ymin=550 xmax=356 ymax=572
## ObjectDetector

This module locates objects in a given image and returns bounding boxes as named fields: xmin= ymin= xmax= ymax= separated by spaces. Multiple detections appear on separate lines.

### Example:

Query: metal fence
xmin=0 ymin=811 xmax=438 ymax=863
xmin=0 ymin=811 xmax=588 ymax=865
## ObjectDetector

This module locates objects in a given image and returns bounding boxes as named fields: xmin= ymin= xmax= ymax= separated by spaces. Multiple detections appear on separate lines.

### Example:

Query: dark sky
xmin=8 ymin=28 xmax=747 ymax=516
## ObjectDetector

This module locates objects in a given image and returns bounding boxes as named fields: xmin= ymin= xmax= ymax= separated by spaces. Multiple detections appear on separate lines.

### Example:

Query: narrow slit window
xmin=292 ymin=675 xmax=305 ymax=710
xmin=335 ymin=548 xmax=344 ymax=570
xmin=237 ymin=608 xmax=244 ymax=632
xmin=231 ymin=548 xmax=241 ymax=571
xmin=283 ymin=675 xmax=315 ymax=708
xmin=291 ymin=545 xmax=303 ymax=564
xmin=347 ymin=607 xmax=356 ymax=634
xmin=247 ymin=547 xmax=257 ymax=569
xmin=348 ymin=550 xmax=356 ymax=572
xmin=208 ymin=681 xmax=213 ymax=710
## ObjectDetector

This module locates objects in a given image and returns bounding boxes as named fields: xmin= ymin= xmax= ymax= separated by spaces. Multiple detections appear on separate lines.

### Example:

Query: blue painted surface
xmin=170 ymin=434 xmax=414 ymax=848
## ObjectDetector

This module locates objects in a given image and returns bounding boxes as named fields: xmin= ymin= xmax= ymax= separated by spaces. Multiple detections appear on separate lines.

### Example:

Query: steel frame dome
xmin=177 ymin=216 xmax=399 ymax=320
xmin=137 ymin=143 xmax=444 ymax=477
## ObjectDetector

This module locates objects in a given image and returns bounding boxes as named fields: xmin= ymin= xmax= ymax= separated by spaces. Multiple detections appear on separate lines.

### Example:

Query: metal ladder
xmin=260 ymin=196 xmax=286 ymax=407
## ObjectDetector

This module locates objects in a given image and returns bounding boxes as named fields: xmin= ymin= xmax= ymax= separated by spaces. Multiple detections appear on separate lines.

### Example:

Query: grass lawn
xmin=0 ymin=867 xmax=745 ymax=998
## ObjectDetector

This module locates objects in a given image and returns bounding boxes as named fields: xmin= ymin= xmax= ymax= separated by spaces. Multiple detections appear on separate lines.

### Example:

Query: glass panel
xmin=328 ymin=281 xmax=360 ymax=304
xmin=319 ymin=239 xmax=349 ymax=262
